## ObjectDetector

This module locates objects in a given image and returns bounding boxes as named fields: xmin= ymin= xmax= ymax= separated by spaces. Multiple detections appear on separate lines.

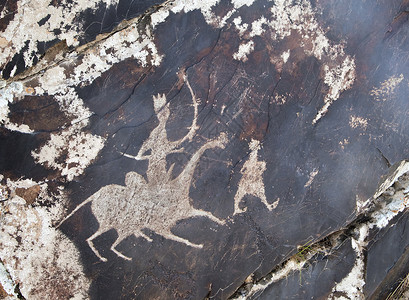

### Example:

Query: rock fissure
xmin=230 ymin=160 xmax=409 ymax=299
xmin=2 ymin=0 xmax=409 ymax=299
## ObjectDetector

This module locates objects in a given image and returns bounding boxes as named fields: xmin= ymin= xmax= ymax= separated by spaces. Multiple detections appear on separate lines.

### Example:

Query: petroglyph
xmin=230 ymin=0 xmax=356 ymax=124
xmin=370 ymin=74 xmax=404 ymax=101
xmin=339 ymin=138 xmax=350 ymax=150
xmin=234 ymin=139 xmax=272 ymax=215
xmin=57 ymin=77 xmax=228 ymax=261
xmin=272 ymin=93 xmax=288 ymax=105
xmin=349 ymin=115 xmax=368 ymax=130
xmin=304 ymin=169 xmax=319 ymax=188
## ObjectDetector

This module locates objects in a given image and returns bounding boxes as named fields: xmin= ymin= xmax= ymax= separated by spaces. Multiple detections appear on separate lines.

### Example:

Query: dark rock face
xmin=251 ymin=240 xmax=357 ymax=299
xmin=365 ymin=213 xmax=409 ymax=300
xmin=1 ymin=0 xmax=409 ymax=299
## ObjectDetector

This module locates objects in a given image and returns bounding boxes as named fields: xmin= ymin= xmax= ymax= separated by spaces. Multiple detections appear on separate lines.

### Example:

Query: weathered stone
xmin=15 ymin=185 xmax=41 ymax=205
xmin=2 ymin=0 xmax=409 ymax=299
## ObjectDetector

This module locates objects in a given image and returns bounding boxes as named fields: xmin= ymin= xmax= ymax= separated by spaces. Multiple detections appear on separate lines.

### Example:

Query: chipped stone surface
xmin=58 ymin=91 xmax=227 ymax=261
xmin=0 ymin=179 xmax=90 ymax=299
xmin=370 ymin=74 xmax=404 ymax=102
xmin=234 ymin=161 xmax=409 ymax=299
xmin=2 ymin=0 xmax=409 ymax=299
xmin=349 ymin=115 xmax=368 ymax=130
xmin=234 ymin=139 xmax=272 ymax=215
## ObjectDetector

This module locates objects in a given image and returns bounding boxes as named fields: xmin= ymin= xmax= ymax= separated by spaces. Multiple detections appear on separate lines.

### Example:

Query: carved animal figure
xmin=234 ymin=139 xmax=273 ymax=215
xmin=57 ymin=78 xmax=227 ymax=262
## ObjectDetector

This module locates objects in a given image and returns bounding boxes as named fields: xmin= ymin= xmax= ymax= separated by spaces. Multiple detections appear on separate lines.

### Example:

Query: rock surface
xmin=1 ymin=0 xmax=409 ymax=299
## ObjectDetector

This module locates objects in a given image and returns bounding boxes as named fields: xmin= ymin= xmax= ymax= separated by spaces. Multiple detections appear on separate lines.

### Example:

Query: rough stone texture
xmin=249 ymin=240 xmax=357 ymax=299
xmin=366 ymin=213 xmax=409 ymax=300
xmin=1 ymin=0 xmax=409 ymax=299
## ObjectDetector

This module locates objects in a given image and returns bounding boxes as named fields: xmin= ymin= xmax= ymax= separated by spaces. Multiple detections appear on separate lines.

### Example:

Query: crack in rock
xmin=230 ymin=160 xmax=409 ymax=299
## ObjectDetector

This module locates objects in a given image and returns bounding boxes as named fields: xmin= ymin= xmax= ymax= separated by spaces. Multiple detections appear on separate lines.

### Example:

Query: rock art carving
xmin=232 ymin=0 xmax=356 ymax=124
xmin=370 ymin=74 xmax=404 ymax=101
xmin=234 ymin=139 xmax=273 ymax=215
xmin=57 ymin=77 xmax=228 ymax=262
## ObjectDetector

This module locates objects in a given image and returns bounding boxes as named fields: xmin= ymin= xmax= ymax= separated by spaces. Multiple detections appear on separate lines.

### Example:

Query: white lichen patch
xmin=0 ymin=179 xmax=90 ymax=299
xmin=27 ymin=20 xmax=162 ymax=95
xmin=332 ymin=161 xmax=409 ymax=299
xmin=329 ymin=226 xmax=368 ymax=299
xmin=236 ymin=0 xmax=320 ymax=49
xmin=371 ymin=162 xmax=409 ymax=228
xmin=4 ymin=0 xmax=356 ymax=131
xmin=233 ymin=17 xmax=249 ymax=36
xmin=370 ymin=74 xmax=404 ymax=101
xmin=323 ymin=57 xmax=356 ymax=102
xmin=349 ymin=115 xmax=368 ymax=130
xmin=32 ymin=129 xmax=105 ymax=181
xmin=233 ymin=41 xmax=255 ymax=62
xmin=281 ymin=50 xmax=290 ymax=64
xmin=6 ymin=177 xmax=44 ymax=192
xmin=0 ymin=82 xmax=33 ymax=133
xmin=250 ymin=16 xmax=268 ymax=37
xmin=150 ymin=9 xmax=170 ymax=29
xmin=69 ymin=24 xmax=162 ymax=87
xmin=231 ymin=0 xmax=256 ymax=9
xmin=0 ymin=0 xmax=121 ymax=77
xmin=169 ymin=0 xmax=221 ymax=25
xmin=53 ymin=87 xmax=93 ymax=123
xmin=2 ymin=45 xmax=106 ymax=181
xmin=234 ymin=139 xmax=273 ymax=215
xmin=0 ymin=261 xmax=17 ymax=298
xmin=38 ymin=65 xmax=67 ymax=95
xmin=30 ymin=85 xmax=105 ymax=181
xmin=58 ymin=82 xmax=228 ymax=261
xmin=313 ymin=57 xmax=356 ymax=124
xmin=2 ymin=0 xmax=263 ymax=80
xmin=169 ymin=0 xmax=237 ymax=28
xmin=151 ymin=0 xmax=262 ymax=31
xmin=0 ymin=82 xmax=23 ymax=107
